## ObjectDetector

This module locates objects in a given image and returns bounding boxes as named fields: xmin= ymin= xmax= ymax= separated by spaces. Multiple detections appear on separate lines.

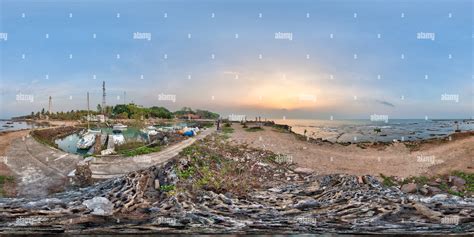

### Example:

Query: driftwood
xmin=0 ymin=156 xmax=473 ymax=235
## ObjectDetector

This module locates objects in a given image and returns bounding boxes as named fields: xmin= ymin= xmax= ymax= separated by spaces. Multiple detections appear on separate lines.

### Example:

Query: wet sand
xmin=229 ymin=124 xmax=474 ymax=178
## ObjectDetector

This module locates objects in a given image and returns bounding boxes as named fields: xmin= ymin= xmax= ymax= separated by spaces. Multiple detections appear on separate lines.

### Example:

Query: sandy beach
xmin=228 ymin=124 xmax=474 ymax=178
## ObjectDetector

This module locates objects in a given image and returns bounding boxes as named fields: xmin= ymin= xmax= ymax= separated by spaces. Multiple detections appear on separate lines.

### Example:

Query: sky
xmin=0 ymin=0 xmax=473 ymax=120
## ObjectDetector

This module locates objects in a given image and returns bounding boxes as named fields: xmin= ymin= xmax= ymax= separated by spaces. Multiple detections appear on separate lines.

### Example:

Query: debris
xmin=82 ymin=197 xmax=114 ymax=216
xmin=401 ymin=183 xmax=417 ymax=193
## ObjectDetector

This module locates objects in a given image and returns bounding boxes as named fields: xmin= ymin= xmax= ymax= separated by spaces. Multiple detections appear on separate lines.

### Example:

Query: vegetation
xmin=115 ymin=141 xmax=164 ymax=157
xmin=380 ymin=173 xmax=396 ymax=187
xmin=115 ymin=141 xmax=146 ymax=152
xmin=22 ymin=104 xmax=219 ymax=121
xmin=31 ymin=126 xmax=81 ymax=149
xmin=0 ymin=175 xmax=14 ymax=197
xmin=119 ymin=145 xmax=162 ymax=157
xmin=379 ymin=171 xmax=473 ymax=197
xmin=452 ymin=171 xmax=474 ymax=192
xmin=160 ymin=184 xmax=175 ymax=192
xmin=245 ymin=127 xmax=263 ymax=132
xmin=176 ymin=136 xmax=263 ymax=196
xmin=174 ymin=107 xmax=220 ymax=119
xmin=113 ymin=104 xmax=173 ymax=119
xmin=222 ymin=127 xmax=234 ymax=134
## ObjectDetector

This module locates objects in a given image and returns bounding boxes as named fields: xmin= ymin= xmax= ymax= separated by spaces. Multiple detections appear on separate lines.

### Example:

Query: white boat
xmin=113 ymin=123 xmax=128 ymax=131
xmin=157 ymin=126 xmax=175 ymax=132
xmin=141 ymin=126 xmax=158 ymax=136
xmin=76 ymin=133 xmax=96 ymax=149
xmin=112 ymin=131 xmax=125 ymax=145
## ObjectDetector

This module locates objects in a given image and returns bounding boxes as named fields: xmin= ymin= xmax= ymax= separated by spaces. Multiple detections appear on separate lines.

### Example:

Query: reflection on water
xmin=55 ymin=127 xmax=148 ymax=155
xmin=0 ymin=120 xmax=48 ymax=131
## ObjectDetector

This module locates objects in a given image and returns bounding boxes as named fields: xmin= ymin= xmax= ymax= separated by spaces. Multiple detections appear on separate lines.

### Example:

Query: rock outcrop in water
xmin=0 ymin=135 xmax=472 ymax=234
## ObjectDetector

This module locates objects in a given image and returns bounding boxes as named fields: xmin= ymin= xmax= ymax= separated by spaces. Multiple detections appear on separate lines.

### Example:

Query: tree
xmin=97 ymin=104 xmax=102 ymax=113
xmin=149 ymin=106 xmax=173 ymax=119
xmin=41 ymin=108 xmax=45 ymax=115
xmin=195 ymin=109 xmax=219 ymax=119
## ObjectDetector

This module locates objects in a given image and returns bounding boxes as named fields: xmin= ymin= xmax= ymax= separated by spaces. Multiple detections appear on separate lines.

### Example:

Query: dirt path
xmin=229 ymin=124 xmax=474 ymax=178
xmin=90 ymin=128 xmax=215 ymax=179
xmin=2 ymin=131 xmax=82 ymax=197
xmin=0 ymin=130 xmax=30 ymax=196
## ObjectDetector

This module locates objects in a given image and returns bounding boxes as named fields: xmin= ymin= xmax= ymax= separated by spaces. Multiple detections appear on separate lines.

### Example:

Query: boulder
xmin=82 ymin=197 xmax=114 ymax=216
xmin=401 ymin=183 xmax=417 ymax=193
xmin=427 ymin=186 xmax=442 ymax=195
xmin=449 ymin=176 xmax=466 ymax=188
xmin=75 ymin=160 xmax=93 ymax=187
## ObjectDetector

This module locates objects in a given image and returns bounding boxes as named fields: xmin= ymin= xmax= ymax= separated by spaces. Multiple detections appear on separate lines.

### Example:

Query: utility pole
xmin=102 ymin=81 xmax=106 ymax=115
xmin=48 ymin=96 xmax=52 ymax=115
xmin=123 ymin=91 xmax=126 ymax=104
xmin=87 ymin=92 xmax=90 ymax=130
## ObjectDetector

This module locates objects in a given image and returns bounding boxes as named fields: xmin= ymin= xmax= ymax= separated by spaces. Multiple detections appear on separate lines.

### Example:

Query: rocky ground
xmin=0 ymin=133 xmax=472 ymax=235
xmin=229 ymin=123 xmax=474 ymax=178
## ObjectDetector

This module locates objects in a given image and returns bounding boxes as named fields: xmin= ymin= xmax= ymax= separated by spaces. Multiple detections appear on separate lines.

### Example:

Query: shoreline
xmin=248 ymin=120 xmax=474 ymax=147
xmin=227 ymin=122 xmax=474 ymax=178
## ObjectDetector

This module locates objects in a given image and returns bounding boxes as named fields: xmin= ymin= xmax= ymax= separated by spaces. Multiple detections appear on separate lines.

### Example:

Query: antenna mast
xmin=102 ymin=81 xmax=106 ymax=114
xmin=48 ymin=96 xmax=52 ymax=115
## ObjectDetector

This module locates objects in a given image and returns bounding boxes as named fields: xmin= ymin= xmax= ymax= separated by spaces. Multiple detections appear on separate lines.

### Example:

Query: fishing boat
xmin=112 ymin=130 xmax=125 ymax=145
xmin=141 ymin=126 xmax=158 ymax=136
xmin=113 ymin=123 xmax=128 ymax=131
xmin=76 ymin=133 xmax=96 ymax=149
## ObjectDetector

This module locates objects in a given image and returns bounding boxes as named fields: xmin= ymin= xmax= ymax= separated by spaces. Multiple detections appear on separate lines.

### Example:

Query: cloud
xmin=375 ymin=99 xmax=395 ymax=107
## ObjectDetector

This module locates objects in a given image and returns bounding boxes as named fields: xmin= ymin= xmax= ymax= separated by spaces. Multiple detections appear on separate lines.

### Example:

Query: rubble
xmin=0 ymin=134 xmax=472 ymax=234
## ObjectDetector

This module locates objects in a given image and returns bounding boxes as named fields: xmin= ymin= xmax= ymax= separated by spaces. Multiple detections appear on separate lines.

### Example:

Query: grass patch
xmin=120 ymin=146 xmax=161 ymax=157
xmin=116 ymin=141 xmax=162 ymax=157
xmin=176 ymin=136 xmax=266 ymax=196
xmin=0 ymin=175 xmax=14 ymax=197
xmin=245 ymin=127 xmax=263 ymax=132
xmin=177 ymin=166 xmax=195 ymax=180
xmin=451 ymin=171 xmax=474 ymax=192
xmin=160 ymin=184 xmax=175 ymax=192
xmin=115 ymin=141 xmax=146 ymax=152
xmin=380 ymin=173 xmax=397 ymax=187
xmin=402 ymin=176 xmax=430 ymax=185
xmin=221 ymin=127 xmax=234 ymax=134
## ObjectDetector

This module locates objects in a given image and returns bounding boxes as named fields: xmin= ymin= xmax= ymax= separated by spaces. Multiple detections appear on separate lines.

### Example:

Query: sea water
xmin=272 ymin=119 xmax=474 ymax=143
